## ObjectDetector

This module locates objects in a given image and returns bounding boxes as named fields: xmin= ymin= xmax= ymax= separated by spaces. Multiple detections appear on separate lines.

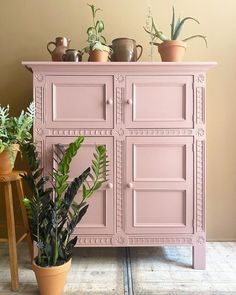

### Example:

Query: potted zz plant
xmin=22 ymin=136 xmax=108 ymax=295
xmin=0 ymin=102 xmax=34 ymax=174
xmin=84 ymin=4 xmax=111 ymax=61
xmin=144 ymin=6 xmax=207 ymax=62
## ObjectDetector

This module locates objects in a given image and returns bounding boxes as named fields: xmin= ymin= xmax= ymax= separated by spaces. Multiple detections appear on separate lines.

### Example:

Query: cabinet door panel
xmin=125 ymin=137 xmax=193 ymax=234
xmin=45 ymin=136 xmax=114 ymax=235
xmin=45 ymin=76 xmax=113 ymax=128
xmin=125 ymin=76 xmax=193 ymax=128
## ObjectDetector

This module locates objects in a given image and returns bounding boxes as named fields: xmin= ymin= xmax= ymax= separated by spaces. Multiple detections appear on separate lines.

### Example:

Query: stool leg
xmin=4 ymin=182 xmax=19 ymax=291
xmin=16 ymin=179 xmax=33 ymax=260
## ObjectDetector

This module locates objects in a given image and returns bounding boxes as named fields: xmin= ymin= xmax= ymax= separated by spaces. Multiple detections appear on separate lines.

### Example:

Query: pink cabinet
xmin=23 ymin=61 xmax=216 ymax=268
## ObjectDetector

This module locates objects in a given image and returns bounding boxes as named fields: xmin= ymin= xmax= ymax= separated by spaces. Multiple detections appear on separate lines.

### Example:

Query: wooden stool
xmin=0 ymin=171 xmax=32 ymax=291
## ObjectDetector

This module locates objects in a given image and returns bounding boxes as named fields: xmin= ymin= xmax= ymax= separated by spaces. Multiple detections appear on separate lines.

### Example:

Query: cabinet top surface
xmin=22 ymin=61 xmax=217 ymax=73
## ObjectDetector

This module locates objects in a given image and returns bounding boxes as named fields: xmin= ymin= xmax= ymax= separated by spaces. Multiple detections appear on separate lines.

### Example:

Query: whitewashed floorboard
xmin=130 ymin=242 xmax=236 ymax=295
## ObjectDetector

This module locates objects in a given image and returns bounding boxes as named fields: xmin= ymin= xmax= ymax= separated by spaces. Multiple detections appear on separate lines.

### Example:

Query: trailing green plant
xmin=144 ymin=6 xmax=207 ymax=47
xmin=0 ymin=102 xmax=35 ymax=167
xmin=83 ymin=4 xmax=110 ymax=53
xmin=22 ymin=136 xmax=108 ymax=267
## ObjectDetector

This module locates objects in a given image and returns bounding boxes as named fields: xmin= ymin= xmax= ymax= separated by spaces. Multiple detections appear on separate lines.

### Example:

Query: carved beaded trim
xmin=78 ymin=237 xmax=112 ymax=245
xmin=47 ymin=129 xmax=113 ymax=136
xmin=196 ymin=140 xmax=205 ymax=232
xmin=35 ymin=87 xmax=43 ymax=124
xmin=128 ymin=236 xmax=193 ymax=245
xmin=196 ymin=87 xmax=205 ymax=125
xmin=116 ymin=87 xmax=123 ymax=124
xmin=128 ymin=129 xmax=194 ymax=136
xmin=116 ymin=140 xmax=123 ymax=231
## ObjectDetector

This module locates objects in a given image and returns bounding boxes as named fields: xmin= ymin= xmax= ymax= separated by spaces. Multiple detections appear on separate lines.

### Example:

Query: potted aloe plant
xmin=22 ymin=136 xmax=108 ymax=295
xmin=144 ymin=6 xmax=207 ymax=61
xmin=83 ymin=4 xmax=111 ymax=61
xmin=0 ymin=102 xmax=34 ymax=174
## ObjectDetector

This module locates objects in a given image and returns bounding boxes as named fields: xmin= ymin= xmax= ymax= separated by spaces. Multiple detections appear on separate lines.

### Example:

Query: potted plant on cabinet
xmin=144 ymin=6 xmax=207 ymax=61
xmin=0 ymin=102 xmax=34 ymax=174
xmin=83 ymin=4 xmax=111 ymax=61
xmin=22 ymin=136 xmax=108 ymax=295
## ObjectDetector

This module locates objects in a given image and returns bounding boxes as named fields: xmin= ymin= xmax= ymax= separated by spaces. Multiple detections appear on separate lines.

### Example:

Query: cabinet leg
xmin=192 ymin=242 xmax=206 ymax=270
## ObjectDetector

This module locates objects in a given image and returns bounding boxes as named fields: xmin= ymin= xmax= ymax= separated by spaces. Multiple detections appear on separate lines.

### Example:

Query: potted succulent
xmin=144 ymin=7 xmax=207 ymax=61
xmin=83 ymin=4 xmax=111 ymax=61
xmin=22 ymin=136 xmax=108 ymax=295
xmin=0 ymin=102 xmax=34 ymax=174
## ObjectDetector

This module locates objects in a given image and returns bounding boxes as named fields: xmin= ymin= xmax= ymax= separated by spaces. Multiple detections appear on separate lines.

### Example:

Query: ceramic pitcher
xmin=109 ymin=38 xmax=143 ymax=62
xmin=47 ymin=37 xmax=71 ymax=61
xmin=62 ymin=49 xmax=83 ymax=62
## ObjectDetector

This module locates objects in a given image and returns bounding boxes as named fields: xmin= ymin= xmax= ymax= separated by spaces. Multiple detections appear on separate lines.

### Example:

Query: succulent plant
xmin=0 ymin=102 xmax=35 ymax=167
xmin=144 ymin=6 xmax=207 ymax=47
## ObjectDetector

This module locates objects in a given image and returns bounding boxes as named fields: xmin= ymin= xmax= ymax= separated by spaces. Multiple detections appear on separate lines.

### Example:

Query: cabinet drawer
xmin=125 ymin=76 xmax=193 ymax=128
xmin=45 ymin=136 xmax=114 ymax=235
xmin=45 ymin=76 xmax=114 ymax=128
xmin=125 ymin=137 xmax=193 ymax=234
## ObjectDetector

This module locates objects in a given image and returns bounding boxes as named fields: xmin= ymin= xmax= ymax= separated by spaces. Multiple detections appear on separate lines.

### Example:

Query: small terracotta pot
xmin=158 ymin=40 xmax=187 ymax=62
xmin=32 ymin=259 xmax=71 ymax=295
xmin=0 ymin=144 xmax=19 ymax=175
xmin=89 ymin=45 xmax=110 ymax=62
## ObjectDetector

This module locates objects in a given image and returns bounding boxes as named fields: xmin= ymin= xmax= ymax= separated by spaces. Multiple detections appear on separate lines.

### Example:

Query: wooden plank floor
xmin=0 ymin=242 xmax=236 ymax=294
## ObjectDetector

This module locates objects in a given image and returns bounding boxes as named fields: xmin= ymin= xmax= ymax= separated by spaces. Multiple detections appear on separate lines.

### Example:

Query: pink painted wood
xmin=23 ymin=61 xmax=216 ymax=270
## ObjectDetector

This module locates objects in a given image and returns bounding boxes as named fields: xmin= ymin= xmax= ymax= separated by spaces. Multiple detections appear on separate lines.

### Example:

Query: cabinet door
xmin=45 ymin=136 xmax=114 ymax=235
xmin=125 ymin=76 xmax=193 ymax=128
xmin=45 ymin=76 xmax=114 ymax=128
xmin=125 ymin=137 xmax=193 ymax=234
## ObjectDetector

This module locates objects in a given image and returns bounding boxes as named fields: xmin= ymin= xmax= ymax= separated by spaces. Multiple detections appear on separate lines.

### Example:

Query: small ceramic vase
xmin=62 ymin=49 xmax=83 ymax=62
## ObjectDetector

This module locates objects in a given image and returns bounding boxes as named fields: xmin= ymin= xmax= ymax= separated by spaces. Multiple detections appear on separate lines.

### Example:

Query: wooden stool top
xmin=0 ymin=171 xmax=27 ymax=183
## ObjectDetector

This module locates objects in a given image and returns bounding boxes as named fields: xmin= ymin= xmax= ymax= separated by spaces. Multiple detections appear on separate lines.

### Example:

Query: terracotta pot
xmin=32 ymin=259 xmax=71 ymax=295
xmin=0 ymin=144 xmax=19 ymax=175
xmin=157 ymin=40 xmax=187 ymax=62
xmin=89 ymin=45 xmax=110 ymax=62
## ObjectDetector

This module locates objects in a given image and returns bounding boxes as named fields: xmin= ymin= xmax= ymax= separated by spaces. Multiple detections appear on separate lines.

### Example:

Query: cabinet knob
xmin=127 ymin=99 xmax=133 ymax=105
xmin=107 ymin=99 xmax=113 ymax=105
xmin=127 ymin=182 xmax=133 ymax=189
xmin=107 ymin=182 xmax=113 ymax=189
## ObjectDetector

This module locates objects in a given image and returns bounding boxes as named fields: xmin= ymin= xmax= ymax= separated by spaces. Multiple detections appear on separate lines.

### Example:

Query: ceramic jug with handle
xmin=109 ymin=38 xmax=143 ymax=62
xmin=47 ymin=37 xmax=71 ymax=61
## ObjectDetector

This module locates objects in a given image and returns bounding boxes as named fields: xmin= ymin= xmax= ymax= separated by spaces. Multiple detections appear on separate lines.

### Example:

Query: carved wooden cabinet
xmin=23 ymin=62 xmax=215 ymax=269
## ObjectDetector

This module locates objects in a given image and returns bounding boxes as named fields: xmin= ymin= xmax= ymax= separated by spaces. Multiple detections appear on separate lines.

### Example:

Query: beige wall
xmin=0 ymin=0 xmax=235 ymax=240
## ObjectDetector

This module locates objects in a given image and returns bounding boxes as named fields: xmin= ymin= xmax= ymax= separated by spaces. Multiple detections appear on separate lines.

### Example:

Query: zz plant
xmin=22 ymin=136 xmax=108 ymax=267
xmin=0 ymin=102 xmax=35 ymax=167
xmin=144 ymin=6 xmax=207 ymax=46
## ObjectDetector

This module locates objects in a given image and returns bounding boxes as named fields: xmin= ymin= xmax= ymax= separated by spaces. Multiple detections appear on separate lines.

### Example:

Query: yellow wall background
xmin=0 ymin=0 xmax=235 ymax=240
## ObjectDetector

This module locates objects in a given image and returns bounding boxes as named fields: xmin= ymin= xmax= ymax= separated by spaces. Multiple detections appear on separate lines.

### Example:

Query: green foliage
xmin=22 ymin=136 xmax=108 ymax=267
xmin=0 ymin=102 xmax=35 ymax=167
xmin=83 ymin=3 xmax=110 ymax=53
xmin=144 ymin=6 xmax=207 ymax=47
